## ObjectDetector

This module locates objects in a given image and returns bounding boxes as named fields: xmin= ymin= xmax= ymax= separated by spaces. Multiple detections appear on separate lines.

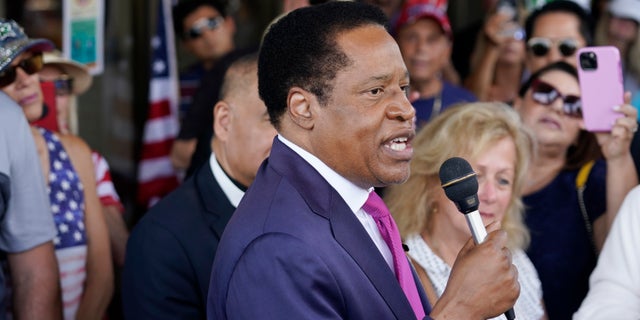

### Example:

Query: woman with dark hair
xmin=513 ymin=61 xmax=637 ymax=319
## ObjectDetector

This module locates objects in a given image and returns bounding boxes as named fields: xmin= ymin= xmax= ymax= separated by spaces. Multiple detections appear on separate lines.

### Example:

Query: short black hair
xmin=172 ymin=0 xmax=227 ymax=37
xmin=258 ymin=1 xmax=388 ymax=129
xmin=524 ymin=0 xmax=594 ymax=46
xmin=518 ymin=61 xmax=602 ymax=169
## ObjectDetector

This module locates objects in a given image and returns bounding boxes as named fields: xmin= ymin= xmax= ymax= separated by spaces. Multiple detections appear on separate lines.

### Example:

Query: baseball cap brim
xmin=0 ymin=38 xmax=54 ymax=73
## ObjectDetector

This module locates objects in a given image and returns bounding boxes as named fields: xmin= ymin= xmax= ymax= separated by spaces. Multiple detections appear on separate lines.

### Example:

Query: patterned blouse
xmin=405 ymin=233 xmax=545 ymax=320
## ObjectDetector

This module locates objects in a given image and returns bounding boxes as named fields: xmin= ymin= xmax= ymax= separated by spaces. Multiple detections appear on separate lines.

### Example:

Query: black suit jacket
xmin=122 ymin=162 xmax=235 ymax=319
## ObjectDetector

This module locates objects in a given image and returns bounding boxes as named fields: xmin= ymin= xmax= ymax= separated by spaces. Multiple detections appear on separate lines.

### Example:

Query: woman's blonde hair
xmin=385 ymin=102 xmax=535 ymax=250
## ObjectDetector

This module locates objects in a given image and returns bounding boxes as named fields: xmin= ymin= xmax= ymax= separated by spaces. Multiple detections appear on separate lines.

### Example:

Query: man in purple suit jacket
xmin=208 ymin=2 xmax=520 ymax=319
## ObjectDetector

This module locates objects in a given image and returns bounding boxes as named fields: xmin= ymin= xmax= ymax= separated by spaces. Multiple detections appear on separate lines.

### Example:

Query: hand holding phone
xmin=576 ymin=46 xmax=625 ymax=132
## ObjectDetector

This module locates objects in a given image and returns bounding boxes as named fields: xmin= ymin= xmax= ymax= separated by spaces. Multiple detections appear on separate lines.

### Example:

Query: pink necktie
xmin=363 ymin=191 xmax=425 ymax=320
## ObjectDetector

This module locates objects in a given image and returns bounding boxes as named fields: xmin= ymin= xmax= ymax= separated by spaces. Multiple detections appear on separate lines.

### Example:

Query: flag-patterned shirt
xmin=40 ymin=128 xmax=87 ymax=319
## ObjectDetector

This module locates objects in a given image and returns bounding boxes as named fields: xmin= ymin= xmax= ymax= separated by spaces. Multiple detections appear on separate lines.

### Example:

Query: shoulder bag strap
xmin=575 ymin=160 xmax=596 ymax=252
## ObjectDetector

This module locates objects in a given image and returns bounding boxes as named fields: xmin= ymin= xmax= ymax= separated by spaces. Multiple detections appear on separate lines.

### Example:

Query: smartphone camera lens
xmin=579 ymin=51 xmax=598 ymax=70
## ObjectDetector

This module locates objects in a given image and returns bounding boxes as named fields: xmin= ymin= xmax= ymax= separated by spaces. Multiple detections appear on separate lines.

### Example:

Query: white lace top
xmin=406 ymin=233 xmax=545 ymax=320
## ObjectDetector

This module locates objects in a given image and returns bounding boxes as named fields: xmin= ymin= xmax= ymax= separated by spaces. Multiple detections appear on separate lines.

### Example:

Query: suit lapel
xmin=193 ymin=163 xmax=237 ymax=239
xmin=331 ymin=199 xmax=417 ymax=320
xmin=269 ymin=139 xmax=417 ymax=319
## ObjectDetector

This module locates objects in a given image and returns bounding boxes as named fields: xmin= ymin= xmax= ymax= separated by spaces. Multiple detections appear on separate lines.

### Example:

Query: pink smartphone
xmin=576 ymin=46 xmax=625 ymax=132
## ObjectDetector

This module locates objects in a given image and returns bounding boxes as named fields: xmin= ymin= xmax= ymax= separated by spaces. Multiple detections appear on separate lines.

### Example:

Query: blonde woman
xmin=385 ymin=102 xmax=545 ymax=319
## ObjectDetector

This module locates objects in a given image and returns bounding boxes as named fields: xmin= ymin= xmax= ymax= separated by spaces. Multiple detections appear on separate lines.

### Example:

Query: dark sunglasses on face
xmin=184 ymin=16 xmax=224 ymax=40
xmin=50 ymin=75 xmax=73 ymax=96
xmin=530 ymin=78 xmax=582 ymax=118
xmin=527 ymin=37 xmax=578 ymax=57
xmin=0 ymin=53 xmax=44 ymax=88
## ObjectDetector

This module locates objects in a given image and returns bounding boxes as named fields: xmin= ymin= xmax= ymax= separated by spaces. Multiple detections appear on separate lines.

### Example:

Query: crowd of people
xmin=1 ymin=0 xmax=639 ymax=319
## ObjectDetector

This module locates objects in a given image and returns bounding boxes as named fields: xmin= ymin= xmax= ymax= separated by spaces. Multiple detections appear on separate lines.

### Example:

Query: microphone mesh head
xmin=439 ymin=157 xmax=478 ymax=203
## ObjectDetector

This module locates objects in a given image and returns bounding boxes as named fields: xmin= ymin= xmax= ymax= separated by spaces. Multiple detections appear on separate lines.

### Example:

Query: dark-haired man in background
xmin=170 ymin=0 xmax=236 ymax=175
xmin=123 ymin=54 xmax=275 ymax=318
xmin=524 ymin=0 xmax=592 ymax=73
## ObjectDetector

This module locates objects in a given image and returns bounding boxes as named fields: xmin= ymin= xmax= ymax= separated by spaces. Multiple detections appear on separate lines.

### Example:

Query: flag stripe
xmin=137 ymin=176 xmax=179 ymax=205
xmin=136 ymin=0 xmax=180 ymax=208
xmin=142 ymin=116 xmax=179 ymax=143
xmin=148 ymin=99 xmax=172 ymax=119
xmin=139 ymin=138 xmax=175 ymax=160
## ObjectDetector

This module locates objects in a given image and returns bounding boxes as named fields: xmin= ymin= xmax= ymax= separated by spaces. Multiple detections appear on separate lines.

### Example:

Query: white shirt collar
xmin=209 ymin=152 xmax=244 ymax=207
xmin=278 ymin=135 xmax=371 ymax=213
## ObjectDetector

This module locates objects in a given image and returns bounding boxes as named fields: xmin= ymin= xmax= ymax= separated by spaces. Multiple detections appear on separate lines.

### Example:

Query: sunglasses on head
xmin=527 ymin=37 xmax=578 ymax=57
xmin=184 ymin=16 xmax=224 ymax=40
xmin=0 ymin=53 xmax=44 ymax=88
xmin=530 ymin=78 xmax=582 ymax=118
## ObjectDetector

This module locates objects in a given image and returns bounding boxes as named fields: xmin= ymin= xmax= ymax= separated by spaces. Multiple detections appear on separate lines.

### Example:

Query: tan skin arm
xmin=170 ymin=138 xmax=197 ymax=171
xmin=62 ymin=135 xmax=114 ymax=319
xmin=464 ymin=13 xmax=513 ymax=101
xmin=102 ymin=204 xmax=128 ymax=267
xmin=429 ymin=223 xmax=519 ymax=320
xmin=592 ymin=95 xmax=638 ymax=252
xmin=8 ymin=242 xmax=62 ymax=320
xmin=464 ymin=44 xmax=500 ymax=102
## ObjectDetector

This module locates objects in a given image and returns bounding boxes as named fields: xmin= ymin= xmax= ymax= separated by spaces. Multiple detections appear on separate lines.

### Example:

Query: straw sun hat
xmin=42 ymin=51 xmax=93 ymax=95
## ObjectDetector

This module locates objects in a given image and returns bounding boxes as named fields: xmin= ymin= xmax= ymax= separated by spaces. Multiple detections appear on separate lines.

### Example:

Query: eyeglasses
xmin=184 ymin=16 xmax=224 ymax=40
xmin=50 ymin=75 xmax=73 ymax=96
xmin=530 ymin=78 xmax=582 ymax=118
xmin=527 ymin=37 xmax=579 ymax=57
xmin=0 ymin=53 xmax=44 ymax=88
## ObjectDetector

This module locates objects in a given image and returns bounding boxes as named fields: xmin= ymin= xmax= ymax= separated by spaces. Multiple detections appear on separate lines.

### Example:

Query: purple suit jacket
xmin=207 ymin=138 xmax=432 ymax=319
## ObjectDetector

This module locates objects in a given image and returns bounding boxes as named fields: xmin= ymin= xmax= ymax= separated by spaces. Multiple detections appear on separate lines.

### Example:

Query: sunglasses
xmin=50 ymin=75 xmax=73 ymax=96
xmin=0 ymin=53 xmax=44 ymax=88
xmin=530 ymin=78 xmax=582 ymax=118
xmin=184 ymin=16 xmax=224 ymax=40
xmin=527 ymin=37 xmax=578 ymax=57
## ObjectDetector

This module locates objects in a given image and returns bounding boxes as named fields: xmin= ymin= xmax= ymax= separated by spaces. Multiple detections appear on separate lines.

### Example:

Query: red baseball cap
xmin=394 ymin=0 xmax=451 ymax=38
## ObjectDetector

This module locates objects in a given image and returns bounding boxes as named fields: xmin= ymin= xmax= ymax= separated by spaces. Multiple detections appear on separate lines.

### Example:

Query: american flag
xmin=40 ymin=128 xmax=87 ymax=319
xmin=137 ymin=0 xmax=180 ymax=208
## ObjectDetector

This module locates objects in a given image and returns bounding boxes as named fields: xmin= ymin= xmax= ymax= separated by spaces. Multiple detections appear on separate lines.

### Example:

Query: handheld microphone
xmin=439 ymin=157 xmax=516 ymax=320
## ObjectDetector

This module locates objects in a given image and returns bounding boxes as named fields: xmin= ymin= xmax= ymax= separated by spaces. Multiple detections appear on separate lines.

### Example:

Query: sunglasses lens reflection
xmin=528 ymin=38 xmax=578 ymax=57
xmin=0 ymin=68 xmax=16 ymax=88
xmin=531 ymin=80 xmax=582 ymax=118
xmin=185 ymin=17 xmax=223 ymax=40
xmin=559 ymin=42 xmax=577 ymax=57
xmin=0 ymin=54 xmax=43 ymax=88
xmin=530 ymin=43 xmax=550 ymax=56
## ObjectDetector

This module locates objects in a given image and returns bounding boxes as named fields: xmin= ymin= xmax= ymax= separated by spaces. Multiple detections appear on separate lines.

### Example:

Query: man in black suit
xmin=121 ymin=53 xmax=276 ymax=318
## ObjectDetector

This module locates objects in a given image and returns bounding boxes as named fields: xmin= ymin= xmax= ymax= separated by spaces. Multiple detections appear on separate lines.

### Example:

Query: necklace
xmin=429 ymin=90 xmax=443 ymax=121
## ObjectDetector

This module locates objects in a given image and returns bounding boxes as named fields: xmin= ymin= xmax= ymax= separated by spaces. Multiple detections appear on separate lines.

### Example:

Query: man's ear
xmin=287 ymin=87 xmax=315 ymax=130
xmin=213 ymin=101 xmax=232 ymax=141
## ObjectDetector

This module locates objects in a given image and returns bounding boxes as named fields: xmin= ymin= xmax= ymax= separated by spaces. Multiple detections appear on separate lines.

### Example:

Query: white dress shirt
xmin=209 ymin=152 xmax=244 ymax=207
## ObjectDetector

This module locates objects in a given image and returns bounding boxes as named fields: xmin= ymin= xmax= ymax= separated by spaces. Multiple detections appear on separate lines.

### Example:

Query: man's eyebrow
xmin=358 ymin=71 xmax=409 ymax=86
